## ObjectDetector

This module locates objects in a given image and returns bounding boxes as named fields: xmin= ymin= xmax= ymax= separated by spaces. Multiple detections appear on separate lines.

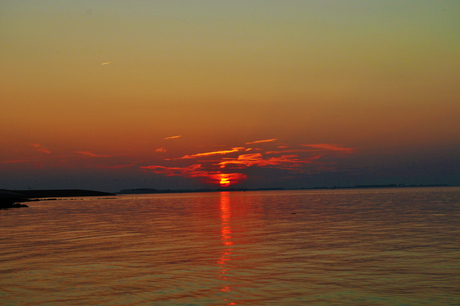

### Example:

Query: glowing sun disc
xmin=220 ymin=178 xmax=230 ymax=187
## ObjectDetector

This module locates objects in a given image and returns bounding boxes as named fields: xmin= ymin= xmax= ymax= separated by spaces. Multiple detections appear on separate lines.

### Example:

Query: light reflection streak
xmin=218 ymin=192 xmax=236 ymax=304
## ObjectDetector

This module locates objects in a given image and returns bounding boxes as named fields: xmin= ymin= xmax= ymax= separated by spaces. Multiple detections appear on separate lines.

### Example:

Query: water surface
xmin=1 ymin=187 xmax=459 ymax=305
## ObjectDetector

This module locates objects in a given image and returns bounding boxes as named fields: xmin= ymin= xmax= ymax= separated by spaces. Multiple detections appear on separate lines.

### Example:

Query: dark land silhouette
xmin=0 ymin=189 xmax=114 ymax=209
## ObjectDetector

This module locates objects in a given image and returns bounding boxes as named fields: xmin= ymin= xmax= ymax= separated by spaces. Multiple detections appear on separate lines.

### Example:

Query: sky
xmin=1 ymin=0 xmax=459 ymax=192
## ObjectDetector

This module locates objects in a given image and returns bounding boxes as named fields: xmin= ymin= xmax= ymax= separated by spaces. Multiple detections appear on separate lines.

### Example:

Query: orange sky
xmin=1 ymin=1 xmax=459 ymax=191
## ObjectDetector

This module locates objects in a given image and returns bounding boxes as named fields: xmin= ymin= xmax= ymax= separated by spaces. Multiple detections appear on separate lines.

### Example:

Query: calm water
xmin=1 ymin=187 xmax=459 ymax=305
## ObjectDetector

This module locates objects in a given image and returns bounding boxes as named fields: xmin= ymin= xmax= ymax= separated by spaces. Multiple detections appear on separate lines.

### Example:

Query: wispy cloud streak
xmin=178 ymin=148 xmax=244 ymax=160
xmin=165 ymin=135 xmax=182 ymax=140
xmin=302 ymin=144 xmax=356 ymax=153
xmin=245 ymin=138 xmax=278 ymax=145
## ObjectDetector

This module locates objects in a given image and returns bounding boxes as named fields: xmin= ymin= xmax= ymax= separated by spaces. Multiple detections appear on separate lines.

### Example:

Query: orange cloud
xmin=245 ymin=138 xmax=278 ymax=145
xmin=178 ymin=147 xmax=244 ymax=159
xmin=165 ymin=135 xmax=182 ymax=140
xmin=31 ymin=144 xmax=51 ymax=154
xmin=156 ymin=147 xmax=167 ymax=153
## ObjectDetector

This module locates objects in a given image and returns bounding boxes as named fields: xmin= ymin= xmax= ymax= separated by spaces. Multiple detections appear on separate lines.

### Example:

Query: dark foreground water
xmin=1 ymin=187 xmax=459 ymax=305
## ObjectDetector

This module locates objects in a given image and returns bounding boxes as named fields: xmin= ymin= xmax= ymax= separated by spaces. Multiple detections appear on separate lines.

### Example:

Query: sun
xmin=220 ymin=177 xmax=230 ymax=187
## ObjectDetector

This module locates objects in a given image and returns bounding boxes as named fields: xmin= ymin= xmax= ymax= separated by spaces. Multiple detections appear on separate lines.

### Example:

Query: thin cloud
xmin=265 ymin=149 xmax=314 ymax=155
xmin=245 ymin=138 xmax=278 ymax=145
xmin=141 ymin=164 xmax=207 ymax=178
xmin=156 ymin=147 xmax=167 ymax=153
xmin=76 ymin=151 xmax=115 ymax=158
xmin=101 ymin=62 xmax=112 ymax=65
xmin=178 ymin=147 xmax=244 ymax=159
xmin=31 ymin=144 xmax=51 ymax=154
xmin=165 ymin=135 xmax=182 ymax=140
xmin=302 ymin=144 xmax=356 ymax=153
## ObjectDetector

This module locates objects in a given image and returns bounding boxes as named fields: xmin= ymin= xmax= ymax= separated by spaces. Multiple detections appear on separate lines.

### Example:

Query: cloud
xmin=101 ymin=62 xmax=112 ymax=65
xmin=141 ymin=139 xmax=356 ymax=187
xmin=141 ymin=164 xmax=247 ymax=185
xmin=245 ymin=138 xmax=278 ymax=145
xmin=76 ymin=151 xmax=115 ymax=158
xmin=218 ymin=153 xmax=320 ymax=170
xmin=265 ymin=149 xmax=313 ymax=155
xmin=302 ymin=143 xmax=356 ymax=153
xmin=31 ymin=144 xmax=51 ymax=154
xmin=141 ymin=164 xmax=206 ymax=177
xmin=165 ymin=135 xmax=182 ymax=140
xmin=156 ymin=147 xmax=167 ymax=153
xmin=178 ymin=147 xmax=244 ymax=159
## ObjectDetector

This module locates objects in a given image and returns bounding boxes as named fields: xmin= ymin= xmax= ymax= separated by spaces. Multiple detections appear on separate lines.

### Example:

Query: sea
xmin=1 ymin=187 xmax=459 ymax=305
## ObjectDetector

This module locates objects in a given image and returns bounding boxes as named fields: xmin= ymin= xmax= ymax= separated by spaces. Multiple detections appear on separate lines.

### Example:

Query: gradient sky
xmin=1 ymin=0 xmax=459 ymax=192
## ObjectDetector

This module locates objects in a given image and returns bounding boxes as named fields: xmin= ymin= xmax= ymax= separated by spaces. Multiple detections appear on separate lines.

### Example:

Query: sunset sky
xmin=1 ymin=0 xmax=459 ymax=192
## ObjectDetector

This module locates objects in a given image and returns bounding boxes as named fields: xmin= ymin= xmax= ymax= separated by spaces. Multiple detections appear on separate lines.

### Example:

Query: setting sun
xmin=220 ymin=177 xmax=230 ymax=187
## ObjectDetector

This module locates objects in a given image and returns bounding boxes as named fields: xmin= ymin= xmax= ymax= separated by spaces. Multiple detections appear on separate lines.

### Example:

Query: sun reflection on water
xmin=218 ymin=192 xmax=236 ymax=304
